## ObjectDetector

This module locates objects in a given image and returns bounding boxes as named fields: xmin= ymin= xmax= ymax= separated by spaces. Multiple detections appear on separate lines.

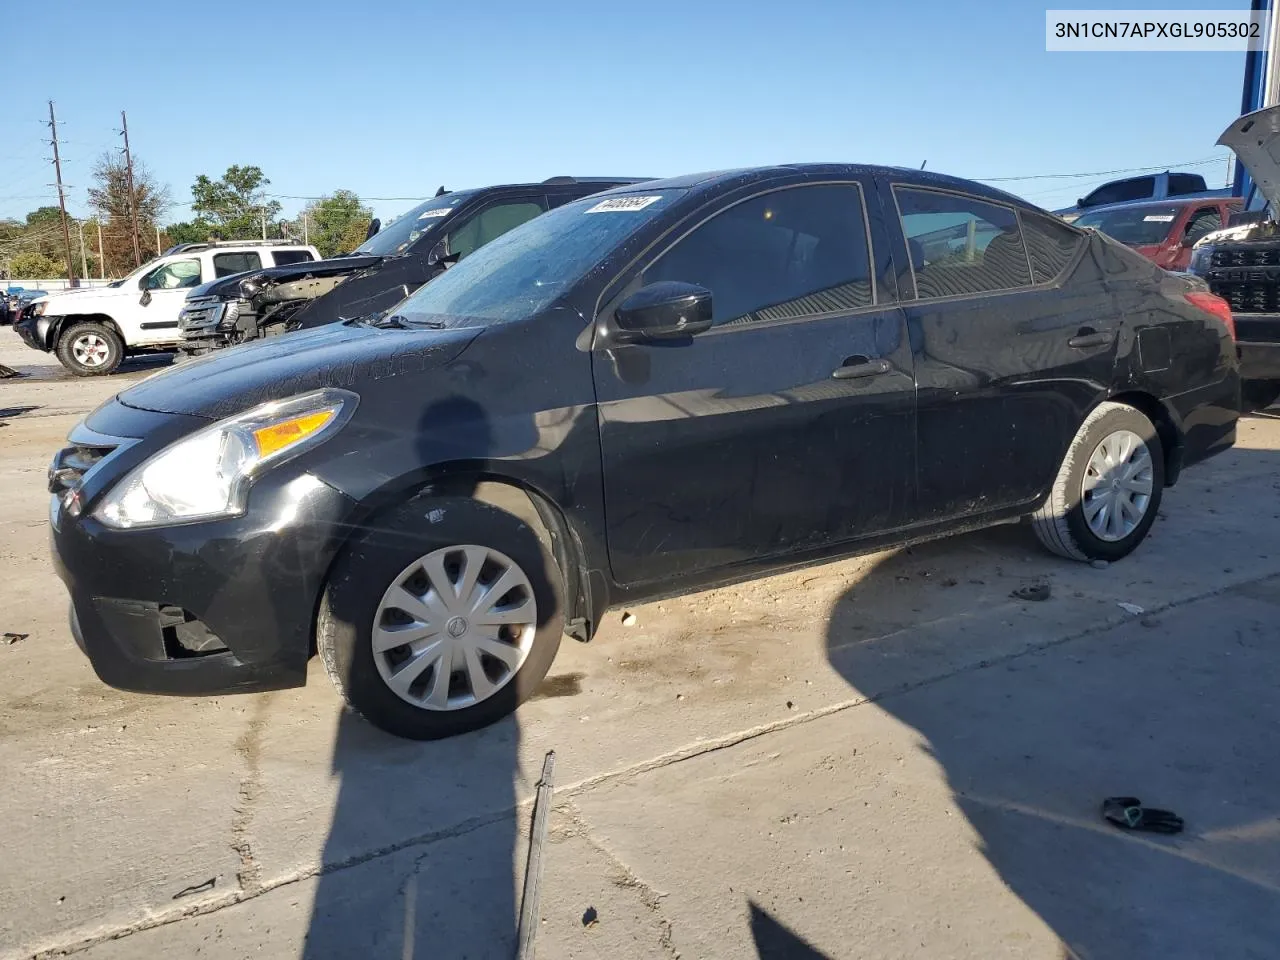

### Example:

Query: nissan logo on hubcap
xmin=446 ymin=616 xmax=468 ymax=637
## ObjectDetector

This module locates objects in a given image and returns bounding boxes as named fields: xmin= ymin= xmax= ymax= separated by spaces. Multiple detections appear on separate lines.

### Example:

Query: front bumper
xmin=1238 ymin=341 xmax=1280 ymax=383
xmin=14 ymin=313 xmax=52 ymax=351
xmin=51 ymin=401 xmax=358 ymax=695
xmin=178 ymin=297 xmax=239 ymax=354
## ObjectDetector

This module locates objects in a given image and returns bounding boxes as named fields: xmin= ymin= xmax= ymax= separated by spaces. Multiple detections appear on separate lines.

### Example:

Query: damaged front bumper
xmin=177 ymin=296 xmax=243 ymax=354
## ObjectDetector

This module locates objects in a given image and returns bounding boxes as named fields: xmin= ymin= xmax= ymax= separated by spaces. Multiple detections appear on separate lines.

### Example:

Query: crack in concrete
xmin=230 ymin=696 xmax=272 ymax=895
xmin=20 ymin=568 xmax=1279 ymax=959
xmin=558 ymin=800 xmax=680 ymax=959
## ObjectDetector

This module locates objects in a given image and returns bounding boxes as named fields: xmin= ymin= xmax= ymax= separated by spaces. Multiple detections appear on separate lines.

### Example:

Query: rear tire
xmin=1242 ymin=380 xmax=1280 ymax=413
xmin=317 ymin=495 xmax=564 ymax=740
xmin=1032 ymin=401 xmax=1164 ymax=562
xmin=56 ymin=322 xmax=123 ymax=376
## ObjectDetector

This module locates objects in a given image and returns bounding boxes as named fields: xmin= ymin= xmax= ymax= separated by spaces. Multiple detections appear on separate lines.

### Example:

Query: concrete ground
xmin=1 ymin=326 xmax=1278 ymax=960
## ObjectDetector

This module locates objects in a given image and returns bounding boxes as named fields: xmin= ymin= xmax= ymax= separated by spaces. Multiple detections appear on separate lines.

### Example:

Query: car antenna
xmin=435 ymin=186 xmax=447 ymax=197
xmin=920 ymin=160 xmax=927 ymax=170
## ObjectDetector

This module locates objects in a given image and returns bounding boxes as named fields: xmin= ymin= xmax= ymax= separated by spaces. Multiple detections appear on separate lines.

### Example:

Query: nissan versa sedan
xmin=49 ymin=165 xmax=1239 ymax=739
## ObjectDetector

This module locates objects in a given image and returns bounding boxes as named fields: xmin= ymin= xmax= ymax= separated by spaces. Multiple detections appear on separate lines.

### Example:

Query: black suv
xmin=176 ymin=176 xmax=646 ymax=355
xmin=51 ymin=164 xmax=1237 ymax=740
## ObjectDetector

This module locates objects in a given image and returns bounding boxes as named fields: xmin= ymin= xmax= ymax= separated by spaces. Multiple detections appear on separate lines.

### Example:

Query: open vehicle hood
xmin=1219 ymin=104 xmax=1280 ymax=213
xmin=191 ymin=254 xmax=385 ymax=301
xmin=117 ymin=320 xmax=479 ymax=419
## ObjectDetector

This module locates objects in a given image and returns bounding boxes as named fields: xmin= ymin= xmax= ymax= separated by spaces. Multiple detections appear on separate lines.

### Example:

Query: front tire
xmin=56 ymin=322 xmax=124 ymax=376
xmin=1032 ymin=401 xmax=1164 ymax=562
xmin=317 ymin=496 xmax=564 ymax=740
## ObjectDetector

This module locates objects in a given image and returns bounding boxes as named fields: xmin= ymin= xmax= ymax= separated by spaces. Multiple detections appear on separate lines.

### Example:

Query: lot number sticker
xmin=585 ymin=196 xmax=663 ymax=213
xmin=418 ymin=208 xmax=453 ymax=220
xmin=1143 ymin=215 xmax=1175 ymax=222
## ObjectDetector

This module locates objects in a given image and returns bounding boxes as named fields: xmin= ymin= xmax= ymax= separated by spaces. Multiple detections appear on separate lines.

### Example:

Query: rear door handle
xmin=832 ymin=356 xmax=893 ymax=380
xmin=1067 ymin=327 xmax=1115 ymax=349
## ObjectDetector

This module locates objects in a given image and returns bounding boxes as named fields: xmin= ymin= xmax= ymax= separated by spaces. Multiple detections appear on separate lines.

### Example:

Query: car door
xmin=592 ymin=179 xmax=916 ymax=586
xmin=130 ymin=256 xmax=204 ymax=345
xmin=884 ymin=180 xmax=1106 ymax=523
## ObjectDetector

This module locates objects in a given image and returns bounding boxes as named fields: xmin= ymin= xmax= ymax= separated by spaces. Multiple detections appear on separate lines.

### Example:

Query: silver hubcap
xmin=71 ymin=333 xmax=110 ymax=367
xmin=372 ymin=545 xmax=537 ymax=711
xmin=1082 ymin=429 xmax=1153 ymax=541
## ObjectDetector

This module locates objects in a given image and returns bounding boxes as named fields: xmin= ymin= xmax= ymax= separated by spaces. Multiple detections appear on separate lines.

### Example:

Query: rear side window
xmin=271 ymin=249 xmax=315 ymax=266
xmin=894 ymin=187 xmax=1031 ymax=298
xmin=642 ymin=184 xmax=874 ymax=327
xmin=1083 ymin=176 xmax=1155 ymax=207
xmin=1021 ymin=211 xmax=1083 ymax=283
xmin=1168 ymin=173 xmax=1208 ymax=196
xmin=213 ymin=251 xmax=262 ymax=277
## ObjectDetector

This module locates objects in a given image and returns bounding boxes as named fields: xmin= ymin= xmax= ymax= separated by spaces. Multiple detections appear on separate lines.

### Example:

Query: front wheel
xmin=317 ymin=496 xmax=564 ymax=739
xmin=1032 ymin=401 xmax=1164 ymax=562
xmin=56 ymin=322 xmax=124 ymax=376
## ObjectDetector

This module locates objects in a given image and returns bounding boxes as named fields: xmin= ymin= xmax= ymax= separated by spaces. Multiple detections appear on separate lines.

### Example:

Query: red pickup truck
xmin=1073 ymin=196 xmax=1241 ymax=271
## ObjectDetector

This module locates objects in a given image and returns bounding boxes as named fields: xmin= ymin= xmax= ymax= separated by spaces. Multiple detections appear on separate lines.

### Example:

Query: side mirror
xmin=365 ymin=218 xmax=381 ymax=240
xmin=426 ymin=239 xmax=447 ymax=265
xmin=139 ymin=290 xmax=152 ymax=307
xmin=608 ymin=281 xmax=713 ymax=345
xmin=1076 ymin=197 xmax=1087 ymax=208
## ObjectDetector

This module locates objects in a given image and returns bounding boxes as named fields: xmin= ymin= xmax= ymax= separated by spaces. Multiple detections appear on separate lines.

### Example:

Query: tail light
xmin=1184 ymin=290 xmax=1236 ymax=341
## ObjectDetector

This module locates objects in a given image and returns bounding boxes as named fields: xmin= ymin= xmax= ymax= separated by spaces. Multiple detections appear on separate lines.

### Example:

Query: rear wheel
xmin=317 ymin=496 xmax=564 ymax=739
xmin=1032 ymin=401 xmax=1164 ymax=562
xmin=56 ymin=322 xmax=123 ymax=376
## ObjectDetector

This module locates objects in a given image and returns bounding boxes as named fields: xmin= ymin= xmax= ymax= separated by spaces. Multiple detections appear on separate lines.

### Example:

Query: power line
xmin=975 ymin=155 xmax=1226 ymax=183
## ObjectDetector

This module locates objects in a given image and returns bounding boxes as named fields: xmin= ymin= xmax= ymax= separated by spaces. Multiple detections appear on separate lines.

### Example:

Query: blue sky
xmin=0 ymin=0 xmax=1250 ymax=227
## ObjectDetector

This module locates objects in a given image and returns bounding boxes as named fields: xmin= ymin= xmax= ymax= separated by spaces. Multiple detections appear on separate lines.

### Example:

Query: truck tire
xmin=1032 ymin=401 xmax=1164 ymax=562
xmin=56 ymin=322 xmax=124 ymax=376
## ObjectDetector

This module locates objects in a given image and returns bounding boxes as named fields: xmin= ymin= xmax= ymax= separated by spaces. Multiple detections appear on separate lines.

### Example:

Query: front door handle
xmin=832 ymin=356 xmax=892 ymax=380
xmin=1067 ymin=327 xmax=1114 ymax=349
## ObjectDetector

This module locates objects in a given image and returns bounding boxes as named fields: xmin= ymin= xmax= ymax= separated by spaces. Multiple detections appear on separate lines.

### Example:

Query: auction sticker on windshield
xmin=586 ymin=196 xmax=663 ymax=213
xmin=418 ymin=208 xmax=453 ymax=219
xmin=1144 ymin=215 xmax=1175 ymax=222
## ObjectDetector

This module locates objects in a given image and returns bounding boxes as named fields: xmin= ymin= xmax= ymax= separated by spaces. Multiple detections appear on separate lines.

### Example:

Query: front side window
xmin=1083 ymin=176 xmax=1155 ymax=207
xmin=642 ymin=184 xmax=873 ymax=327
xmin=212 ymin=251 xmax=262 ymax=277
xmin=894 ymin=188 xmax=1031 ymax=299
xmin=144 ymin=259 xmax=202 ymax=290
xmin=355 ymin=191 xmax=478 ymax=257
xmin=446 ymin=199 xmax=547 ymax=261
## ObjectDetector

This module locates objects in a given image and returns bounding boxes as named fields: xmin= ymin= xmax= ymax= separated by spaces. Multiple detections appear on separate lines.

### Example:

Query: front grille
xmin=1210 ymin=279 xmax=1280 ymax=315
xmin=178 ymin=299 xmax=221 ymax=332
xmin=1211 ymin=247 xmax=1280 ymax=268
xmin=48 ymin=442 xmax=115 ymax=494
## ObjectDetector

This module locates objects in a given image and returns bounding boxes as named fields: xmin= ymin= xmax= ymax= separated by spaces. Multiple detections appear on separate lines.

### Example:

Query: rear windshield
xmin=394 ymin=190 xmax=685 ymax=327
xmin=1073 ymin=205 xmax=1179 ymax=246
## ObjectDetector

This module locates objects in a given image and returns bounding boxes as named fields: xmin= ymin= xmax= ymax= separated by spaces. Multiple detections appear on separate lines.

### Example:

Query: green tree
xmin=301 ymin=190 xmax=373 ymax=257
xmin=191 ymin=165 xmax=282 ymax=240
xmin=23 ymin=206 xmax=70 ymax=263
xmin=9 ymin=250 xmax=61 ymax=278
xmin=163 ymin=218 xmax=216 ymax=246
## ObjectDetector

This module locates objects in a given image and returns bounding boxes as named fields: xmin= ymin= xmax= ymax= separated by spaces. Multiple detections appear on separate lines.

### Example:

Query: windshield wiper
xmin=354 ymin=313 xmax=444 ymax=330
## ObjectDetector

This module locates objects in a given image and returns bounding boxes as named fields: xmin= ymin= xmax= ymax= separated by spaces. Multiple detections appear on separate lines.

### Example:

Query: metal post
xmin=96 ymin=220 xmax=105 ymax=279
xmin=47 ymin=101 xmax=78 ymax=287
xmin=77 ymin=221 xmax=88 ymax=281
xmin=302 ymin=210 xmax=308 ymax=245
xmin=120 ymin=111 xmax=143 ymax=268
xmin=155 ymin=224 xmax=162 ymax=256
xmin=261 ymin=207 xmax=267 ymax=240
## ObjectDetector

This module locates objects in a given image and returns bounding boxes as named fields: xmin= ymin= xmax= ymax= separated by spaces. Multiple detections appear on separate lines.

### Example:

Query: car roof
xmin=1075 ymin=196 xmax=1240 ymax=217
xmin=590 ymin=163 xmax=1041 ymax=211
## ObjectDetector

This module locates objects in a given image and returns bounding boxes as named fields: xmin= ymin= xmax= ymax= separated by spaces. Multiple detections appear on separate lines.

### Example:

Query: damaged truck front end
xmin=178 ymin=256 xmax=385 ymax=356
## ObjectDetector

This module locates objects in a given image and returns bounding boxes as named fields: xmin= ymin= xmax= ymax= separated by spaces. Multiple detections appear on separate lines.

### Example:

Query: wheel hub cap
xmin=72 ymin=334 xmax=109 ymax=366
xmin=371 ymin=544 xmax=537 ymax=711
xmin=1081 ymin=428 xmax=1154 ymax=542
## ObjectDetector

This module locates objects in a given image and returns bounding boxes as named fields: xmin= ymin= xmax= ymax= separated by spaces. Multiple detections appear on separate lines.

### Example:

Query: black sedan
xmin=48 ymin=164 xmax=1239 ymax=739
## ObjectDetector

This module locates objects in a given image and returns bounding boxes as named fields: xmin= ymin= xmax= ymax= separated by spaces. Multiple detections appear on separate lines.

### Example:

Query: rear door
xmin=882 ymin=180 xmax=1103 ymax=523
xmin=593 ymin=179 xmax=916 ymax=586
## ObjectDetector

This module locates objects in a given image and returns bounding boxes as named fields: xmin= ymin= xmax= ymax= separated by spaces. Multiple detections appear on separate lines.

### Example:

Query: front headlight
xmin=31 ymin=300 xmax=48 ymax=317
xmin=95 ymin=389 xmax=357 ymax=529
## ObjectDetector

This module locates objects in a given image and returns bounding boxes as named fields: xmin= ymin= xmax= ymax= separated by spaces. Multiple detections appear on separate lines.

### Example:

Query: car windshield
xmin=393 ymin=189 xmax=685 ymax=327
xmin=355 ymin=192 xmax=478 ymax=257
xmin=1074 ymin=205 xmax=1180 ymax=245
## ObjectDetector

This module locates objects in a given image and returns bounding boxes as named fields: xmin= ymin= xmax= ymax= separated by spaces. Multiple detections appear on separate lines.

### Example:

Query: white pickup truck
xmin=15 ymin=240 xmax=319 ymax=375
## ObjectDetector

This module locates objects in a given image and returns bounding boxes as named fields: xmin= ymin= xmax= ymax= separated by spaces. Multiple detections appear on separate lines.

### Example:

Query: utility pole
xmin=260 ymin=206 xmax=267 ymax=240
xmin=155 ymin=224 xmax=162 ymax=256
xmin=302 ymin=210 xmax=308 ymax=245
xmin=96 ymin=220 xmax=105 ymax=279
xmin=77 ymin=221 xmax=89 ymax=281
xmin=120 ymin=111 xmax=143 ymax=268
xmin=46 ymin=101 xmax=78 ymax=287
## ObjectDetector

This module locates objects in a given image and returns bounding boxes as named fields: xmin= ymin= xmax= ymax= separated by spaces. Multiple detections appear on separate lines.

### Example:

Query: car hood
xmin=191 ymin=254 xmax=386 ymax=300
xmin=1220 ymin=104 xmax=1280 ymax=213
xmin=117 ymin=320 xmax=479 ymax=419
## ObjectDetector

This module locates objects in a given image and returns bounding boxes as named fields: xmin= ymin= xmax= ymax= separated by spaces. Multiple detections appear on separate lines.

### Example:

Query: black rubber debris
xmin=3 ymin=633 xmax=28 ymax=646
xmin=582 ymin=906 xmax=599 ymax=928
xmin=1010 ymin=582 xmax=1051 ymax=602
xmin=1101 ymin=796 xmax=1184 ymax=834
